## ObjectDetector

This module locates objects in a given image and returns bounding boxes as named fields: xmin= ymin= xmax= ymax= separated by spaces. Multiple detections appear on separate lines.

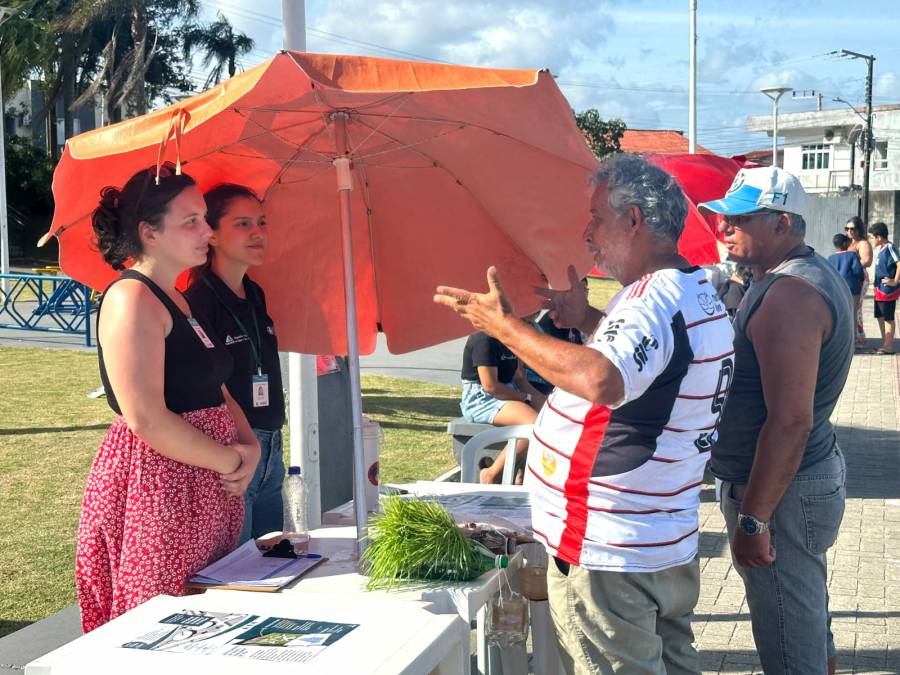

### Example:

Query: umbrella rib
xmin=277 ymin=164 xmax=337 ymax=185
xmin=217 ymin=148 xmax=332 ymax=166
xmin=227 ymin=113 xmax=323 ymax=146
xmin=352 ymin=125 xmax=466 ymax=162
xmin=351 ymin=117 xmax=464 ymax=176
xmin=349 ymin=93 xmax=414 ymax=156
xmin=353 ymin=163 xmax=383 ymax=328
xmin=260 ymin=140 xmax=329 ymax=201
xmin=234 ymin=107 xmax=335 ymax=163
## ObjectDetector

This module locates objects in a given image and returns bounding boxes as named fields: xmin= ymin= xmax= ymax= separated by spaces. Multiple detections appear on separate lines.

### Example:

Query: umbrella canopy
xmin=44 ymin=51 xmax=597 ymax=355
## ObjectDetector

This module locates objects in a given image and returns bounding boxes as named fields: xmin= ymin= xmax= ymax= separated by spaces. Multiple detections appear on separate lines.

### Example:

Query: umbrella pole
xmin=332 ymin=112 xmax=369 ymax=558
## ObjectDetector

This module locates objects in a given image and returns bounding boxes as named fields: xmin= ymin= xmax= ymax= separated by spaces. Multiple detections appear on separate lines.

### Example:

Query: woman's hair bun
xmin=92 ymin=186 xmax=132 ymax=270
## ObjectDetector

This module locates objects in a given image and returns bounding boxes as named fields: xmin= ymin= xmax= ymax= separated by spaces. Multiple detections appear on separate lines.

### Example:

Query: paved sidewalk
xmin=694 ymin=296 xmax=900 ymax=674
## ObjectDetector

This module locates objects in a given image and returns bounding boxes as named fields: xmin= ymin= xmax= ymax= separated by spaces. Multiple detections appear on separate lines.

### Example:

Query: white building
xmin=747 ymin=104 xmax=900 ymax=230
xmin=4 ymin=80 xmax=102 ymax=156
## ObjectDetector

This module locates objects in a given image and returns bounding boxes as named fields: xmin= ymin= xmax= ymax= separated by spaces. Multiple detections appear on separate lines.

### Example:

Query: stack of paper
xmin=189 ymin=540 xmax=326 ymax=592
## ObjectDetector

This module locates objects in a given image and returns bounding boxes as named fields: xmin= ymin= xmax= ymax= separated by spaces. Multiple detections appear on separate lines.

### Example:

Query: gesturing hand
xmin=434 ymin=267 xmax=513 ymax=336
xmin=733 ymin=530 xmax=776 ymax=568
xmin=533 ymin=264 xmax=588 ymax=330
xmin=220 ymin=441 xmax=261 ymax=497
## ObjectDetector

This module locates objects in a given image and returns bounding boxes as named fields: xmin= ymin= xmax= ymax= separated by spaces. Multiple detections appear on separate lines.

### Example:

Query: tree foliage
xmin=182 ymin=12 xmax=254 ymax=88
xmin=3 ymin=133 xmax=54 ymax=258
xmin=574 ymin=108 xmax=626 ymax=159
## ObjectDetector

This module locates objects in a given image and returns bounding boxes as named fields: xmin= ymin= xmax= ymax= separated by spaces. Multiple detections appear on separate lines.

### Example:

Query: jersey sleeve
xmin=588 ymin=295 xmax=676 ymax=408
xmin=469 ymin=334 xmax=498 ymax=369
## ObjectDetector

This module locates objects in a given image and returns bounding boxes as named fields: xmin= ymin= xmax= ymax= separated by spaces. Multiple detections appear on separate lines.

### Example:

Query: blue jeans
xmin=460 ymin=380 xmax=518 ymax=424
xmin=720 ymin=447 xmax=846 ymax=674
xmin=240 ymin=428 xmax=286 ymax=543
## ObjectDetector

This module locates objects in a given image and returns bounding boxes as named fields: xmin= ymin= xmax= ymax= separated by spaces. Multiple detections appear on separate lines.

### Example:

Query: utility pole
xmin=833 ymin=96 xmax=869 ymax=213
xmin=761 ymin=87 xmax=792 ymax=168
xmin=835 ymin=49 xmax=876 ymax=222
xmin=688 ymin=0 xmax=697 ymax=154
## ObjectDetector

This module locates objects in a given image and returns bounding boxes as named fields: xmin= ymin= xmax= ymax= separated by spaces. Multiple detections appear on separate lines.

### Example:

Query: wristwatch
xmin=737 ymin=513 xmax=769 ymax=536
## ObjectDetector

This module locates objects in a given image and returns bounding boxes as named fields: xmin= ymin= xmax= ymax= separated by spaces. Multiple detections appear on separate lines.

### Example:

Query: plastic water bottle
xmin=485 ymin=555 xmax=529 ymax=648
xmin=282 ymin=466 xmax=309 ymax=554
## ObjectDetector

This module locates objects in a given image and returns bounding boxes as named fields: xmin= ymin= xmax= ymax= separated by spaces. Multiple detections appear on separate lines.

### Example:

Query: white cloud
xmin=310 ymin=0 xmax=616 ymax=73
xmin=875 ymin=72 xmax=900 ymax=100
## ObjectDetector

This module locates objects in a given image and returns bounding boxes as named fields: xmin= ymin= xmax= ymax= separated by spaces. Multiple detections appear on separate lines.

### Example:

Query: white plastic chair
xmin=460 ymin=424 xmax=533 ymax=485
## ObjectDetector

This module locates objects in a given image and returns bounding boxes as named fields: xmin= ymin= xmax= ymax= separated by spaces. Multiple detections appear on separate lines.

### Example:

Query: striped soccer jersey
xmin=525 ymin=267 xmax=735 ymax=572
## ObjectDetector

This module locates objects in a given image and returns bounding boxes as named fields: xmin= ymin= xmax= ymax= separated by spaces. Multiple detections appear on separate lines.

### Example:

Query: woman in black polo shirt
xmin=186 ymin=184 xmax=286 ymax=543
xmin=460 ymin=331 xmax=544 ymax=483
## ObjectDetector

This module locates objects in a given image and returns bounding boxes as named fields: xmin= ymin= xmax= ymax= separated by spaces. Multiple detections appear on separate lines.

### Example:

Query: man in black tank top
xmin=700 ymin=167 xmax=852 ymax=674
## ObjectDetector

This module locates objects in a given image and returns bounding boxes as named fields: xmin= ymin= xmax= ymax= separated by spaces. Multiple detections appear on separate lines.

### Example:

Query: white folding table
xmin=25 ymin=591 xmax=467 ymax=675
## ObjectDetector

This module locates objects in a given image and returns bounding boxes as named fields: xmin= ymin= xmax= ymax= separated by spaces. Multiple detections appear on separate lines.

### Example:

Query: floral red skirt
xmin=75 ymin=404 xmax=244 ymax=632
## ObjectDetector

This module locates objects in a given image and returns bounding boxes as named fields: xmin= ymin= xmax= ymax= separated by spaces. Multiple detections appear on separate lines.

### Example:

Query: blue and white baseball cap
xmin=699 ymin=166 xmax=808 ymax=219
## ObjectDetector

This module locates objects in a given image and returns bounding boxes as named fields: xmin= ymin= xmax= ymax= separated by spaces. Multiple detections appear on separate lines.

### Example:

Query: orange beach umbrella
xmin=44 ymin=51 xmax=597 ymax=356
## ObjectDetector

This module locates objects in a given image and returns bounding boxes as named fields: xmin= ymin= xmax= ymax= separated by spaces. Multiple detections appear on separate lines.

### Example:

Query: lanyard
xmin=202 ymin=275 xmax=264 ymax=373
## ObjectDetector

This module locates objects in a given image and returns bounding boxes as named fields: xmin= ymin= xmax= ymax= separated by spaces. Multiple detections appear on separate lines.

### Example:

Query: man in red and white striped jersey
xmin=435 ymin=153 xmax=735 ymax=674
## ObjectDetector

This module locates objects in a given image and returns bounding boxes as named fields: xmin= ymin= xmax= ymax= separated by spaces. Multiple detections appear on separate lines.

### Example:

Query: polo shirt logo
xmin=698 ymin=293 xmax=716 ymax=316
xmin=541 ymin=449 xmax=557 ymax=476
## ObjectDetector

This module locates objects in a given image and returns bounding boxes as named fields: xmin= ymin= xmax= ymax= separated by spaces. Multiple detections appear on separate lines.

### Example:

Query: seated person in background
xmin=525 ymin=310 xmax=583 ymax=395
xmin=460 ymin=331 xmax=544 ymax=483
xmin=828 ymin=233 xmax=865 ymax=323
xmin=719 ymin=264 xmax=752 ymax=320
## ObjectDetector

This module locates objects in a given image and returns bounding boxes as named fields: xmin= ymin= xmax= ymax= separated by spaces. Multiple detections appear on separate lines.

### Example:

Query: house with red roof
xmin=620 ymin=129 xmax=713 ymax=155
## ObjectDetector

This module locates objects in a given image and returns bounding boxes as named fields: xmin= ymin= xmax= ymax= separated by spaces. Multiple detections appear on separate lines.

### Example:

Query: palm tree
xmin=182 ymin=13 xmax=254 ymax=89
xmin=65 ymin=0 xmax=200 ymax=123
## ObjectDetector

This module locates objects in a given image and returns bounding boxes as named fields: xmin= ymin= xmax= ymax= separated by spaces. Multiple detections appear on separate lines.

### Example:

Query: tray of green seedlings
xmin=361 ymin=496 xmax=508 ymax=590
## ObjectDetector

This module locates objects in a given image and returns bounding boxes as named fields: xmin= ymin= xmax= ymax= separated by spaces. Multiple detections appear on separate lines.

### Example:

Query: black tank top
xmin=98 ymin=270 xmax=233 ymax=415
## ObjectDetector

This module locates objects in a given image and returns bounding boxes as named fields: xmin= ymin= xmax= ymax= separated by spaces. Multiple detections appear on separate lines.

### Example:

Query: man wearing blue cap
xmin=699 ymin=166 xmax=853 ymax=674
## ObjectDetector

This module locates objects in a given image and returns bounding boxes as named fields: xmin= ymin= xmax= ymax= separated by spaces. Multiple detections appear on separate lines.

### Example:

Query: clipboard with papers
xmin=187 ymin=540 xmax=327 ymax=592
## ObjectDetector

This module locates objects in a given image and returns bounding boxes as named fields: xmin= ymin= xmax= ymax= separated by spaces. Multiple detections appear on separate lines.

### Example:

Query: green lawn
xmin=587 ymin=275 xmax=620 ymax=310
xmin=0 ymin=278 xmax=620 ymax=637
xmin=0 ymin=348 xmax=461 ymax=637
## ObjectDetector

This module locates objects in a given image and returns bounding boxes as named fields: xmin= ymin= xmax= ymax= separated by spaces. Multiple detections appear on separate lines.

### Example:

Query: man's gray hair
xmin=786 ymin=212 xmax=806 ymax=238
xmin=590 ymin=153 xmax=688 ymax=243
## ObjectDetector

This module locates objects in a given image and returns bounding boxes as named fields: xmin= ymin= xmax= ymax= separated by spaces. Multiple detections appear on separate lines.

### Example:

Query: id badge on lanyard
xmin=188 ymin=317 xmax=216 ymax=349
xmin=252 ymin=371 xmax=270 ymax=407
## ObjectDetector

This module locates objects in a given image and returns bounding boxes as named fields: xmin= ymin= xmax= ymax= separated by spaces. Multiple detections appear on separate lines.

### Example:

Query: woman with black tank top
xmin=75 ymin=165 xmax=260 ymax=633
xmin=185 ymin=185 xmax=286 ymax=543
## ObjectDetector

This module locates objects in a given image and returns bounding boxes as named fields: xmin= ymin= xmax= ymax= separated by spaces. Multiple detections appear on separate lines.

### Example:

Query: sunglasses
xmin=722 ymin=212 xmax=780 ymax=228
xmin=132 ymin=163 xmax=177 ymax=217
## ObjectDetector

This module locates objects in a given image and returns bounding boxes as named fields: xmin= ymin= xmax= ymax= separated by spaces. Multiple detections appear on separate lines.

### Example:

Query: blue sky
xmin=197 ymin=0 xmax=900 ymax=156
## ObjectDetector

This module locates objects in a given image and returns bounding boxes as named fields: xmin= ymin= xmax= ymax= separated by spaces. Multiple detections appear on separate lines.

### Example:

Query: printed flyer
xmin=122 ymin=610 xmax=358 ymax=663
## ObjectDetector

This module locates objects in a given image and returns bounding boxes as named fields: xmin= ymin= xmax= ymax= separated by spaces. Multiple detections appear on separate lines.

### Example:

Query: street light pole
xmin=761 ymin=87 xmax=792 ymax=168
xmin=281 ymin=0 xmax=323 ymax=530
xmin=0 ymin=6 xmax=19 ymax=292
xmin=688 ymin=0 xmax=697 ymax=154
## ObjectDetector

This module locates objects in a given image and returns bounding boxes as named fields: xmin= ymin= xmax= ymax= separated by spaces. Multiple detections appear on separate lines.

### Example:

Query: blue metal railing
xmin=0 ymin=273 xmax=96 ymax=346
